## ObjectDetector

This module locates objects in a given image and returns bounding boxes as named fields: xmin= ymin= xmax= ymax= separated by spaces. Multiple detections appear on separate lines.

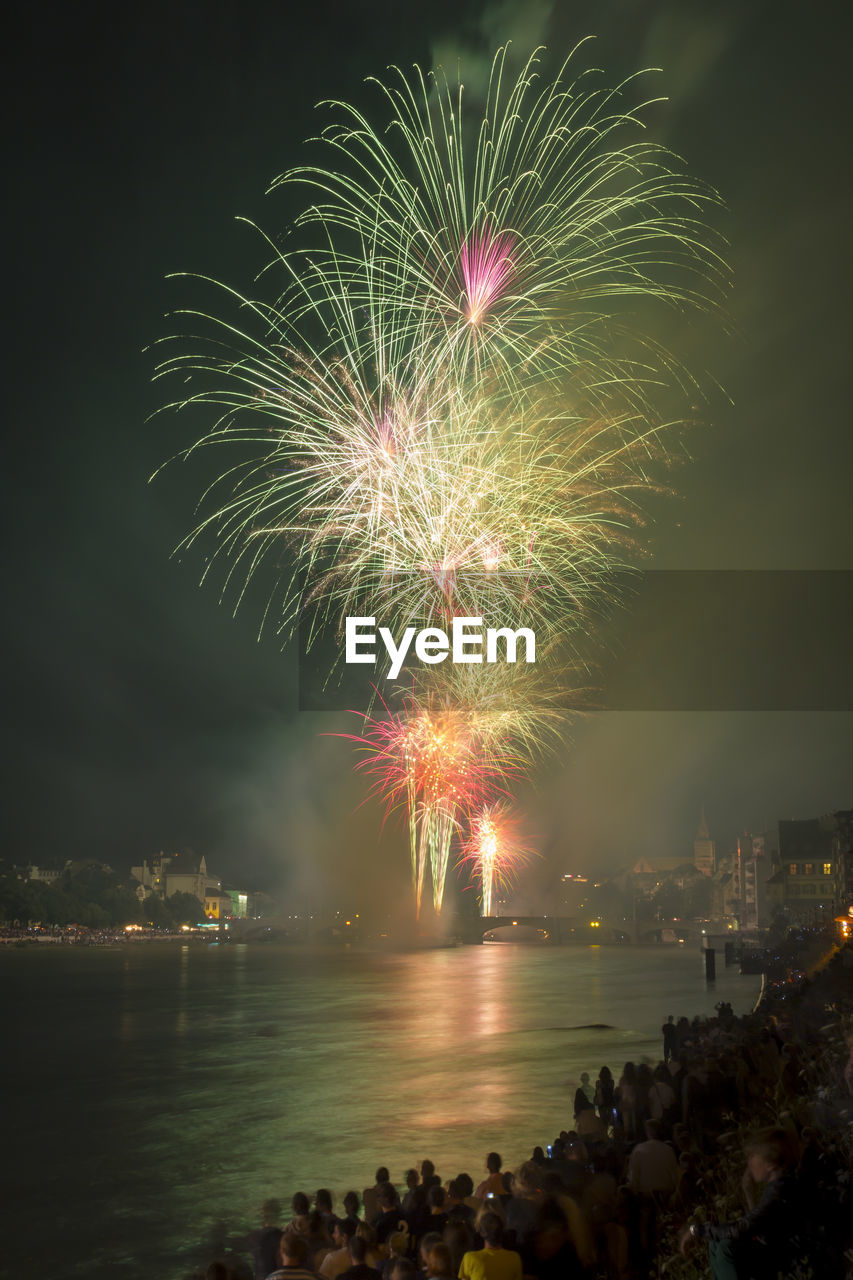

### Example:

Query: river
xmin=1 ymin=941 xmax=760 ymax=1279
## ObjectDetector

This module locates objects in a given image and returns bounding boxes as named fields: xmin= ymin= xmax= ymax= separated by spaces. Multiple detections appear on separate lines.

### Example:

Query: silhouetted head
xmin=387 ymin=1232 xmax=409 ymax=1257
xmin=281 ymin=1235 xmax=309 ymax=1267
xmin=335 ymin=1219 xmax=359 ymax=1246
xmin=479 ymin=1212 xmax=503 ymax=1248
xmin=349 ymin=1237 xmax=368 ymax=1264
xmin=745 ymin=1128 xmax=797 ymax=1180
xmin=378 ymin=1182 xmax=398 ymax=1210
xmin=426 ymin=1243 xmax=452 ymax=1277
xmin=419 ymin=1233 xmax=442 ymax=1264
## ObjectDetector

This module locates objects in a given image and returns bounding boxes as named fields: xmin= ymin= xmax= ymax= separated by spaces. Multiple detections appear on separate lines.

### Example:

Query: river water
xmin=1 ymin=942 xmax=760 ymax=1279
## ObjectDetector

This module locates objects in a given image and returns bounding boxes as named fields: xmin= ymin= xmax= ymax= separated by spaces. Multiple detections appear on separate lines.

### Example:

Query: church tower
xmin=694 ymin=807 xmax=716 ymax=876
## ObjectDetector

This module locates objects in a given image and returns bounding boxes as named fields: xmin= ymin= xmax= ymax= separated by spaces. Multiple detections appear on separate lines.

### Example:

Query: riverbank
xmin=186 ymin=931 xmax=853 ymax=1280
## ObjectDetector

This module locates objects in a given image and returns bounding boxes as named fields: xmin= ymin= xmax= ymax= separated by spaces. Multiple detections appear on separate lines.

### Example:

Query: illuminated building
xmin=766 ymin=817 xmax=837 ymax=924
xmin=131 ymin=850 xmax=220 ymax=906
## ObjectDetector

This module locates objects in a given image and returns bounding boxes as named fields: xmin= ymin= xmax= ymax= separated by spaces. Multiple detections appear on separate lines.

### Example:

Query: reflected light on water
xmin=2 ymin=942 xmax=761 ymax=1280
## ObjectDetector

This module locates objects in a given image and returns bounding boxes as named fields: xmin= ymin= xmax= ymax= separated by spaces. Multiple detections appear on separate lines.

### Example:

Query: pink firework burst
xmin=342 ymin=696 xmax=493 ymax=817
xmin=459 ymin=228 xmax=516 ymax=326
xmin=338 ymin=694 xmax=502 ymax=919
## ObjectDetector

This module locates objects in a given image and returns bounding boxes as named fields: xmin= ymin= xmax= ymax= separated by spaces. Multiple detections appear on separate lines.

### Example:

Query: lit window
xmin=804 ymin=863 xmax=814 ymax=876
xmin=823 ymin=863 xmax=832 ymax=875
xmin=789 ymin=863 xmax=798 ymax=875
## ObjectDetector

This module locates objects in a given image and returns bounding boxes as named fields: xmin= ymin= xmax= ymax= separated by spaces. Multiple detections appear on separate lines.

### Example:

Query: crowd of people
xmin=193 ymin=940 xmax=853 ymax=1280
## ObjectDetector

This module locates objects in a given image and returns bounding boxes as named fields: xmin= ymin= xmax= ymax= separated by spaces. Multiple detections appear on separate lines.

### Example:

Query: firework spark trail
xmin=462 ymin=803 xmax=533 ymax=917
xmin=276 ymin=43 xmax=729 ymax=397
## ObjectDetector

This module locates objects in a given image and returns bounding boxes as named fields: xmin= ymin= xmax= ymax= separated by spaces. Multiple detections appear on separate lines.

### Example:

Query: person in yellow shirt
xmin=457 ymin=1212 xmax=522 ymax=1280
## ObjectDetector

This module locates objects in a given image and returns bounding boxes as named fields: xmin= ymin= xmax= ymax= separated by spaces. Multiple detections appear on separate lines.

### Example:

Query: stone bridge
xmin=460 ymin=916 xmax=705 ymax=945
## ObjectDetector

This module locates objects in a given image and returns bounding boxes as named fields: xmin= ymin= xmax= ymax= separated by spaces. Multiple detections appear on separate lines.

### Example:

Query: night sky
xmin=4 ymin=0 xmax=851 ymax=906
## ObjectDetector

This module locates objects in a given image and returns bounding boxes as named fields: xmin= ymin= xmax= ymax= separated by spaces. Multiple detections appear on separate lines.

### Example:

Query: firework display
xmin=160 ymin=45 xmax=726 ymax=920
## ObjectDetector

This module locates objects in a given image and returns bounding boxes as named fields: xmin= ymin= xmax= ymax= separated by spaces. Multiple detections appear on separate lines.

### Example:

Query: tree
xmin=142 ymin=896 xmax=175 ymax=930
xmin=166 ymin=892 xmax=204 ymax=926
xmin=99 ymin=886 xmax=142 ymax=927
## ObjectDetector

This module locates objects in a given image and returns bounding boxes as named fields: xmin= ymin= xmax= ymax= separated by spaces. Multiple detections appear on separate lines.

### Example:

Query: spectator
xmin=678 ymin=1127 xmax=801 ymax=1279
xmin=381 ymin=1233 xmax=411 ymax=1280
xmin=374 ymin=1183 xmax=405 ymax=1246
xmin=617 ymin=1063 xmax=638 ymax=1140
xmin=594 ymin=1066 xmax=615 ymax=1126
xmin=354 ymin=1225 xmax=383 ymax=1271
xmin=401 ymin=1169 xmax=422 ymax=1215
xmin=315 ymin=1190 xmax=335 ymax=1234
xmin=474 ymin=1153 xmax=504 ymax=1200
xmin=290 ymin=1193 xmax=311 ymax=1236
xmin=445 ymin=1178 xmax=475 ymax=1226
xmin=442 ymin=1220 xmax=474 ymax=1277
xmin=304 ymin=1210 xmax=333 ymax=1269
xmin=520 ymin=1197 xmax=584 ymax=1280
xmin=627 ymin=1120 xmax=679 ymax=1199
xmin=458 ymin=1212 xmax=522 ymax=1280
xmin=363 ymin=1169 xmax=390 ymax=1226
xmin=248 ymin=1198 xmax=283 ymax=1280
xmin=342 ymin=1194 xmax=362 ymax=1225
xmin=647 ymin=1065 xmax=677 ymax=1131
xmin=504 ymin=1161 xmax=542 ymax=1247
xmin=338 ymin=1235 xmax=381 ymax=1280
xmin=387 ymin=1261 xmax=416 ymax=1280
xmin=424 ymin=1242 xmax=453 ymax=1279
xmin=267 ymin=1232 xmax=320 ymax=1280
xmin=424 ymin=1185 xmax=448 ymax=1235
xmin=662 ymin=1015 xmax=677 ymax=1063
xmin=320 ymin=1219 xmax=359 ymax=1280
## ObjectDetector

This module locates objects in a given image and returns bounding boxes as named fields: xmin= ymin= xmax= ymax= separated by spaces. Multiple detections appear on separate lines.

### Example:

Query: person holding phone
xmin=475 ymin=1153 xmax=505 ymax=1200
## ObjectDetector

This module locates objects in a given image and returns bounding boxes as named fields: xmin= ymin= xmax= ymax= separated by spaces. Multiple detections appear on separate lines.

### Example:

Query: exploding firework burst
xmin=157 ymin=329 xmax=676 ymax=658
xmin=461 ymin=803 xmax=534 ymax=917
xmin=276 ymin=42 xmax=729 ymax=396
xmin=155 ymin=43 xmax=724 ymax=656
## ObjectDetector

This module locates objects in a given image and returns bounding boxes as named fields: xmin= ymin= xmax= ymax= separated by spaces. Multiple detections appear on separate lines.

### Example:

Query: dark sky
xmin=3 ymin=0 xmax=851 ymax=903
